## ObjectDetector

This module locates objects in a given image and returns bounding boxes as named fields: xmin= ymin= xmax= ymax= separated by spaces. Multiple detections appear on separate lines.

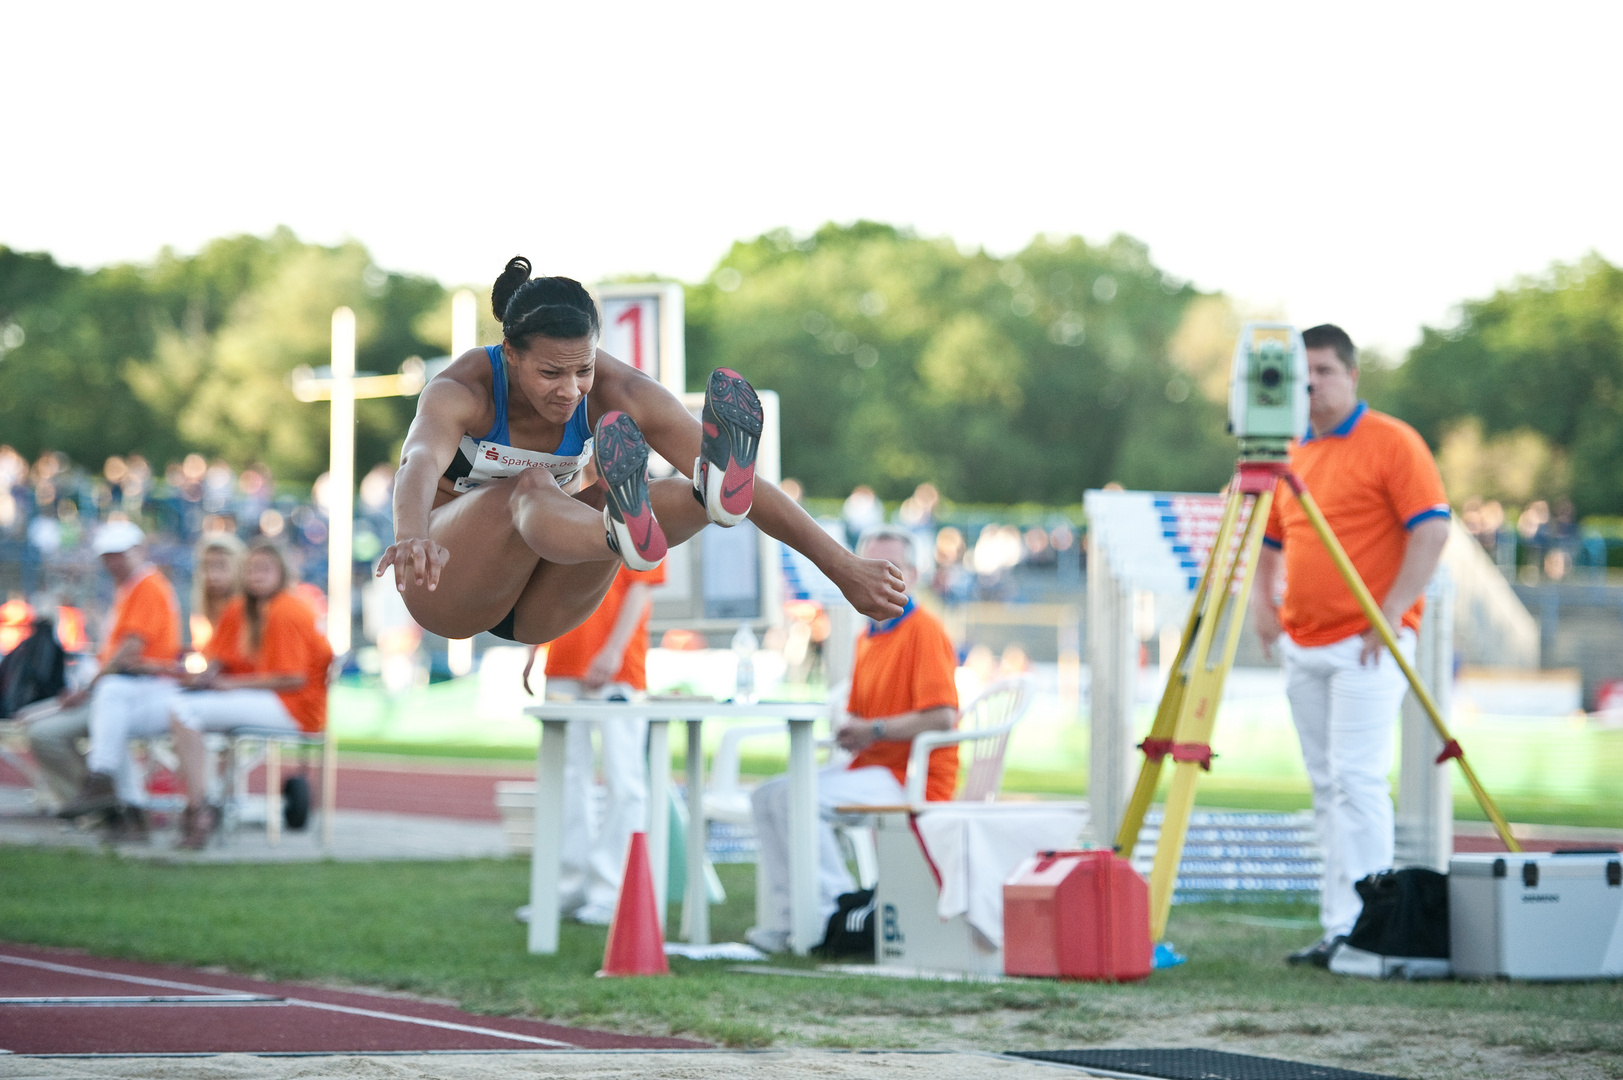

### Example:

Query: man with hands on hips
xmin=748 ymin=525 xmax=960 ymax=954
xmin=1249 ymin=323 xmax=1451 ymax=968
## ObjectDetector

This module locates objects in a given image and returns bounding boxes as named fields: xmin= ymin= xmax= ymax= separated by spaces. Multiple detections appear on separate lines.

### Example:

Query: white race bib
xmin=452 ymin=435 xmax=594 ymax=493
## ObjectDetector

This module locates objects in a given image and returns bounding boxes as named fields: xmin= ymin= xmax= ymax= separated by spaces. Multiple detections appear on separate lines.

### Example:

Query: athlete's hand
xmin=840 ymin=556 xmax=908 ymax=621
xmin=377 ymin=538 xmax=450 ymax=592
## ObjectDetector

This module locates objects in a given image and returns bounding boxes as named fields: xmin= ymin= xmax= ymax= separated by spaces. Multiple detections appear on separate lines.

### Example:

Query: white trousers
xmin=750 ymin=764 xmax=906 ymax=935
xmin=170 ymin=689 xmax=301 ymax=735
xmin=86 ymin=675 xmax=180 ymax=805
xmin=1282 ymin=628 xmax=1416 ymax=938
xmin=549 ymin=680 xmax=649 ymax=915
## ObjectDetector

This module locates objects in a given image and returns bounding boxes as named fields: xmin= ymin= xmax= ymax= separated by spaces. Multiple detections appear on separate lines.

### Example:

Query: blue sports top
xmin=441 ymin=344 xmax=594 ymax=492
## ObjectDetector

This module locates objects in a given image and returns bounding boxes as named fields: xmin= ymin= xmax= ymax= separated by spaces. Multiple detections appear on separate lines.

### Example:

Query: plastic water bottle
xmin=731 ymin=624 xmax=758 ymax=702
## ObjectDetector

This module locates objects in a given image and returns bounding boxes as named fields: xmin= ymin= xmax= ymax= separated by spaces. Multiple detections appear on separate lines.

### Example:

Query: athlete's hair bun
xmin=492 ymin=256 xmax=601 ymax=346
xmin=491 ymin=255 xmax=533 ymax=321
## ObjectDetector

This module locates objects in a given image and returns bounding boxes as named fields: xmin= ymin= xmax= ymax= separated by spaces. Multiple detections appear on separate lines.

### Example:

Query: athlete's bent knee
xmin=511 ymin=466 xmax=564 ymax=502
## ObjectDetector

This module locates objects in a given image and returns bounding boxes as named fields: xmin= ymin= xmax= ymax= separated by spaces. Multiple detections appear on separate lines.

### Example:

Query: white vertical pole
xmin=451 ymin=288 xmax=477 ymax=355
xmin=527 ymin=719 xmax=567 ymax=954
xmin=683 ymin=719 xmax=709 ymax=944
xmin=786 ymin=717 xmax=819 ymax=955
xmin=445 ymin=289 xmax=478 ymax=678
xmin=1397 ymin=568 xmax=1456 ymax=871
xmin=1088 ymin=539 xmax=1135 ymax=849
xmin=646 ymin=719 xmax=671 ymax=930
xmin=328 ymin=307 xmax=356 ymax=657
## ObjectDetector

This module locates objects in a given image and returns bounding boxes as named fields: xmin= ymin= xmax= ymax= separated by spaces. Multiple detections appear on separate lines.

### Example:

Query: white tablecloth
xmin=911 ymin=803 xmax=1090 ymax=947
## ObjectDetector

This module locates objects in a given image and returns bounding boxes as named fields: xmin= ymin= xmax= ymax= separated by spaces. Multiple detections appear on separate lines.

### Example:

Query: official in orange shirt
xmin=168 ymin=541 xmax=333 ymax=848
xmin=1249 ymin=324 xmax=1451 ymax=967
xmin=526 ymin=559 xmax=663 ymax=924
xmin=748 ymin=525 xmax=960 ymax=953
xmin=51 ymin=521 xmax=183 ymax=830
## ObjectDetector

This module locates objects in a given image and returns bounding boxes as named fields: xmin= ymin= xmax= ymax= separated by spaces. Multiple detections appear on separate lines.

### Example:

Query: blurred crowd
xmin=0 ymin=446 xmax=406 ymax=649
xmin=830 ymin=481 xmax=1082 ymax=605
xmin=1457 ymin=495 xmax=1613 ymax=582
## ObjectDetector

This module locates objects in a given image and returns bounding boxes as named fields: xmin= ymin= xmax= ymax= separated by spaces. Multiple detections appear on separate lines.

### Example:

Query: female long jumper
xmin=377 ymin=257 xmax=906 ymax=644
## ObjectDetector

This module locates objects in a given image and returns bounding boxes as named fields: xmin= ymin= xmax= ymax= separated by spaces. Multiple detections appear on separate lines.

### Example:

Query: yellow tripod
xmin=1112 ymin=459 xmax=1521 ymax=942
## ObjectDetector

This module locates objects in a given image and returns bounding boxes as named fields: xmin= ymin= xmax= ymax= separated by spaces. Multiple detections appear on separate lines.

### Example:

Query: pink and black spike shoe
xmin=595 ymin=410 xmax=667 ymax=571
xmin=693 ymin=368 xmax=763 ymax=527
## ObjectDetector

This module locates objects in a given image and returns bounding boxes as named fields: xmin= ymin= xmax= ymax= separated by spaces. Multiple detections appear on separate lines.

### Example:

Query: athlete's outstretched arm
xmin=596 ymin=355 xmax=907 ymax=620
xmin=380 ymin=370 xmax=485 ymax=591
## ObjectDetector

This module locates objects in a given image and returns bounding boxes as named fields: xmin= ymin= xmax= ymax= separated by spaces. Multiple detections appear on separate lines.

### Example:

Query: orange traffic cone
xmin=598 ymin=831 xmax=670 ymax=977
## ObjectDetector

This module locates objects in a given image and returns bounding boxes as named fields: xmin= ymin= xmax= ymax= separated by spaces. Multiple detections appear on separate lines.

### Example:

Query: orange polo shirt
xmin=100 ymin=567 xmax=181 ymax=668
xmin=1264 ymin=402 xmax=1450 ymax=647
xmin=206 ymin=593 xmax=334 ymax=732
xmin=543 ymin=564 xmax=665 ymax=690
xmin=847 ymin=600 xmax=961 ymax=801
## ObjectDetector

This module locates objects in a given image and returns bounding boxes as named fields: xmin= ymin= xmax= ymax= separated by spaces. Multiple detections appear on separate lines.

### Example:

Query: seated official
xmin=50 ymin=523 xmax=183 ymax=838
xmin=748 ymin=525 xmax=959 ymax=953
xmin=168 ymin=541 xmax=332 ymax=849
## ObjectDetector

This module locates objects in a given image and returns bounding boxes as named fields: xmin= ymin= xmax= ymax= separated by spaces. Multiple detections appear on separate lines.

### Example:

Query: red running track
xmin=0 ymin=757 xmax=528 ymax=822
xmin=0 ymin=943 xmax=704 ymax=1055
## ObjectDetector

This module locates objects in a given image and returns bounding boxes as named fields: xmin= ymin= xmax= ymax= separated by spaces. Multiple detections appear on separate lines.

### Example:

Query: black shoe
xmin=1286 ymin=935 xmax=1346 ymax=968
xmin=57 ymin=772 xmax=118 ymax=819
xmin=103 ymin=805 xmax=150 ymax=845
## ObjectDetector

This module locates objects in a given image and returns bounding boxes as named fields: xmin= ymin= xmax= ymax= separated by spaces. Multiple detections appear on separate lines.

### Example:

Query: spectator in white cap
xmin=48 ymin=521 xmax=184 ymax=840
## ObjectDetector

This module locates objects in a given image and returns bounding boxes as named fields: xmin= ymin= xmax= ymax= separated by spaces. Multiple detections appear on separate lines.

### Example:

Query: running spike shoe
xmin=595 ymin=410 xmax=667 ymax=571
xmin=693 ymin=368 xmax=763 ymax=527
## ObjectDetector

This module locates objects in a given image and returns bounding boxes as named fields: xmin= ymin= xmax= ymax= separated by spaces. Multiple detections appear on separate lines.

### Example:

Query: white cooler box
xmin=1449 ymin=851 xmax=1623 ymax=980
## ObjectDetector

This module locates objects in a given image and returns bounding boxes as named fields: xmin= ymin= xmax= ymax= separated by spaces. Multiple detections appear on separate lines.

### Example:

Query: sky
xmin=4 ymin=2 xmax=1620 ymax=355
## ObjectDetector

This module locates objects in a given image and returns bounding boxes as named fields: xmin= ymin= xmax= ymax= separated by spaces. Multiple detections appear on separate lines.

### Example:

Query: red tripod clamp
xmin=1138 ymin=738 xmax=1215 ymax=771
xmin=1232 ymin=461 xmax=1296 ymax=495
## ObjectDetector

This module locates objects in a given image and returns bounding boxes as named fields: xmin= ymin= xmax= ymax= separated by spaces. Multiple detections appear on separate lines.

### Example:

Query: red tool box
xmin=1003 ymin=850 xmax=1153 ymax=981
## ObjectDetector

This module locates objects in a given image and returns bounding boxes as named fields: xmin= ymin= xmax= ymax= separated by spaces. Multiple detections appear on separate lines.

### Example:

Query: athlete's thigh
xmin=400 ymin=480 xmax=542 ymax=639
xmin=505 ymin=556 xmax=621 ymax=644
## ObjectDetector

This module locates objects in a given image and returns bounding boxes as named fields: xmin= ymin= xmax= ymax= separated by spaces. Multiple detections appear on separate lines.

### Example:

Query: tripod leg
xmin=1147 ymin=490 xmax=1274 ymax=940
xmin=1113 ymin=488 xmax=1247 ymax=857
xmin=1291 ymin=483 xmax=1520 ymax=852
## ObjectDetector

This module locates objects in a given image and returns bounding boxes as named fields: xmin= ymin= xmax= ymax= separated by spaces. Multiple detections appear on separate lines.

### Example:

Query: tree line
xmin=2 ymin=225 xmax=1620 ymax=514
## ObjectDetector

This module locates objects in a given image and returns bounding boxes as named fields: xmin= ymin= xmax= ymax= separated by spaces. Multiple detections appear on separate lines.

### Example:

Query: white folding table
xmin=521 ymin=699 xmax=829 ymax=956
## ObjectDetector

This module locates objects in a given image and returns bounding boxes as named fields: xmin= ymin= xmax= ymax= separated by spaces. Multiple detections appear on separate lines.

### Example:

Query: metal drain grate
xmin=1009 ymin=1048 xmax=1402 ymax=1080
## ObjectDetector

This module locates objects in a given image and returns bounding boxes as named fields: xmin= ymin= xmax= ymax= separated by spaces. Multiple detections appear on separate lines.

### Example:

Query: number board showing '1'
xmin=594 ymin=283 xmax=686 ymax=395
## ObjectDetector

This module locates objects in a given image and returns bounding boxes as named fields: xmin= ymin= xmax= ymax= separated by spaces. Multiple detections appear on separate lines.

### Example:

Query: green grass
xmin=337 ymin=739 xmax=536 ymax=762
xmin=3 ymin=847 xmax=1622 ymax=1078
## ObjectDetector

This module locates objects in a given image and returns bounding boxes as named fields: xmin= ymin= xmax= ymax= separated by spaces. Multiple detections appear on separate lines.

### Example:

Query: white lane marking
xmin=0 ymin=954 xmax=577 ymax=1049
xmin=2 ymin=995 xmax=285 ymax=1006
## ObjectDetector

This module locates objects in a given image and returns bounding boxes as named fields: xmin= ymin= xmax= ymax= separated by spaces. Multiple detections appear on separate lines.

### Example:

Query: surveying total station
xmin=1114 ymin=322 xmax=1521 ymax=942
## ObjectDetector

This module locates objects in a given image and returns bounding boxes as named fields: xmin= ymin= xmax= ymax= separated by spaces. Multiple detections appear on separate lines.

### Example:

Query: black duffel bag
xmin=1346 ymin=868 xmax=1450 ymax=959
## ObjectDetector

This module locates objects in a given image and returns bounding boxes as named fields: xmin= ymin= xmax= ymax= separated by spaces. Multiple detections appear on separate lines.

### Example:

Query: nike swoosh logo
xmin=723 ymin=479 xmax=752 ymax=500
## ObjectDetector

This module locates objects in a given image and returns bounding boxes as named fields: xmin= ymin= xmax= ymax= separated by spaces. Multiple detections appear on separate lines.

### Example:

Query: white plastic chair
xmin=836 ymin=677 xmax=1033 ymax=887
xmin=902 ymin=677 xmax=1032 ymax=805
xmin=706 ymin=678 xmax=1034 ymax=891
xmin=701 ymin=683 xmax=850 ymax=827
